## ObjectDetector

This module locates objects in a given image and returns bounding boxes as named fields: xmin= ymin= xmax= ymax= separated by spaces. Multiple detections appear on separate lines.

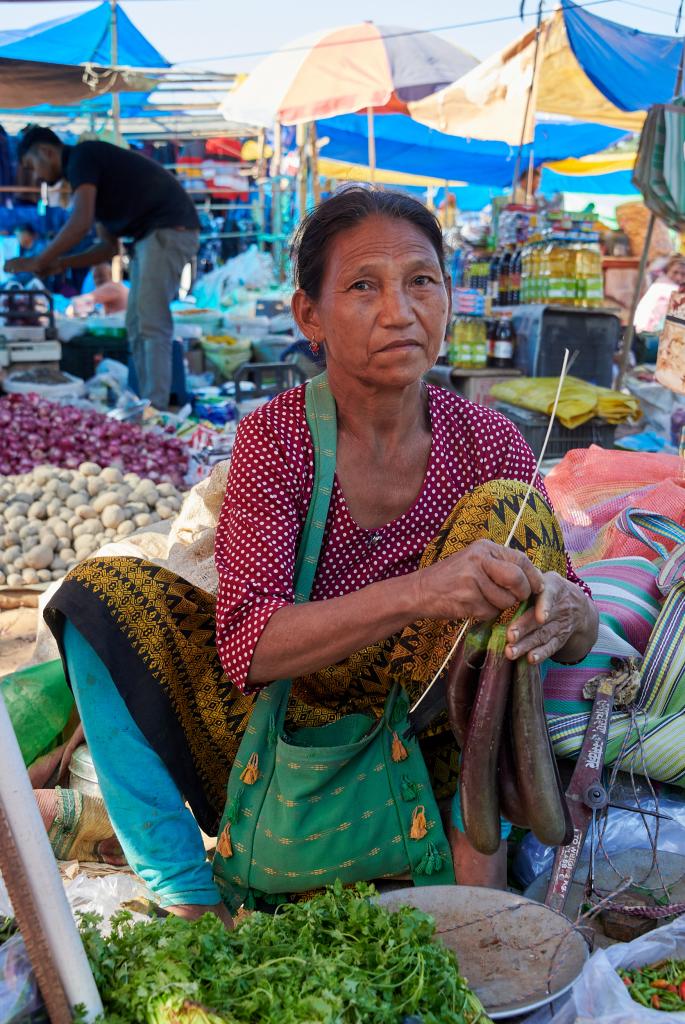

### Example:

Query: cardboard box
xmin=656 ymin=291 xmax=685 ymax=395
xmin=449 ymin=368 xmax=522 ymax=408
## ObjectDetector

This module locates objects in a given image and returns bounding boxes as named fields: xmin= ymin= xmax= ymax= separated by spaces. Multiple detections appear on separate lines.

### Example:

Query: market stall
xmin=4 ymin=5 xmax=685 ymax=1024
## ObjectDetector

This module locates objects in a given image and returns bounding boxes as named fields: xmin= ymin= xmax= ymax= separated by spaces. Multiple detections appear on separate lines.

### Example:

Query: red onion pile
xmin=0 ymin=393 xmax=188 ymax=485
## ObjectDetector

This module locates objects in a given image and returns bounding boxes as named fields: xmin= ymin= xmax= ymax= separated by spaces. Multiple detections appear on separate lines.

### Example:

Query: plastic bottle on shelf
xmin=451 ymin=318 xmax=469 ymax=369
xmin=498 ymin=248 xmax=512 ymax=306
xmin=547 ymin=242 xmax=569 ymax=306
xmin=571 ymin=244 xmax=585 ymax=307
xmin=472 ymin=318 xmax=488 ymax=368
xmin=488 ymin=251 xmax=501 ymax=304
xmin=491 ymin=312 xmax=516 ymax=369
xmin=486 ymin=317 xmax=498 ymax=363
xmin=464 ymin=318 xmax=477 ymax=368
xmin=586 ymin=245 xmax=604 ymax=307
xmin=563 ymin=245 xmax=578 ymax=306
xmin=528 ymin=242 xmax=536 ymax=303
xmin=510 ymin=249 xmax=522 ymax=306
xmin=475 ymin=256 xmax=489 ymax=293
xmin=520 ymin=245 xmax=531 ymax=304
xmin=447 ymin=319 xmax=458 ymax=366
xmin=538 ymin=242 xmax=551 ymax=304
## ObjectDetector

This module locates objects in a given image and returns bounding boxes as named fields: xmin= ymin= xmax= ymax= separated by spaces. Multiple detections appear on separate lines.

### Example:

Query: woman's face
xmin=293 ymin=215 xmax=451 ymax=390
xmin=669 ymin=260 xmax=685 ymax=286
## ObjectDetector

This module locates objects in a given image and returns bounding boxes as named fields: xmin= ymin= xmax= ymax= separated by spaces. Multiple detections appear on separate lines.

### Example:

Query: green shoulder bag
xmin=213 ymin=373 xmax=455 ymax=911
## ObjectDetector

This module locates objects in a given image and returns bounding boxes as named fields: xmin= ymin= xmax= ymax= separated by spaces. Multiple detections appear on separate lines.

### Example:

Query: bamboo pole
xmin=367 ymin=107 xmax=376 ymax=184
xmin=511 ymin=0 xmax=543 ymax=201
xmin=525 ymin=149 xmax=536 ymax=205
xmin=110 ymin=0 xmax=121 ymax=145
xmin=310 ymin=121 xmax=321 ymax=206
xmin=296 ymin=122 xmax=307 ymax=220
xmin=256 ymin=127 xmax=267 ymax=251
xmin=271 ymin=120 xmax=284 ymax=281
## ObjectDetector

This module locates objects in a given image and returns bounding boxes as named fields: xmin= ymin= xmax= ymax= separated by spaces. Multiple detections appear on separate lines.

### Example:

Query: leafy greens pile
xmin=78 ymin=882 xmax=490 ymax=1024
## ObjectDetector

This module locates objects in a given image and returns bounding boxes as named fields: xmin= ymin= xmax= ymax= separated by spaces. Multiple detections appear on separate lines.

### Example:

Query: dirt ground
xmin=0 ymin=601 xmax=39 ymax=676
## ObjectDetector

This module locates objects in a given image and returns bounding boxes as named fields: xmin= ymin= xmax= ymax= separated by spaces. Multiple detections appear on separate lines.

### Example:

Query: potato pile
xmin=0 ymin=462 xmax=184 ymax=587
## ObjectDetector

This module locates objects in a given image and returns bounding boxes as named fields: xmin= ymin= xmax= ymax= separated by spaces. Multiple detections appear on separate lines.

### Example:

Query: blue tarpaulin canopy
xmin=316 ymin=114 xmax=627 ymax=188
xmin=0 ymin=2 xmax=168 ymax=69
xmin=562 ymin=0 xmax=682 ymax=112
xmin=541 ymin=166 xmax=639 ymax=197
xmin=0 ymin=2 xmax=167 ymax=116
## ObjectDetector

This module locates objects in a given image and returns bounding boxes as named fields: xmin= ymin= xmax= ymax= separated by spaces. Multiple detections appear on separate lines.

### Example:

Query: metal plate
xmin=377 ymin=886 xmax=589 ymax=1020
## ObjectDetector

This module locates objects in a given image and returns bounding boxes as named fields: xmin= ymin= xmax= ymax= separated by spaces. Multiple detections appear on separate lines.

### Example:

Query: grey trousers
xmin=126 ymin=227 xmax=199 ymax=409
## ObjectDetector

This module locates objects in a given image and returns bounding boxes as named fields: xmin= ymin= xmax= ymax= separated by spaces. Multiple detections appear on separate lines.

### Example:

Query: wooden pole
xmin=296 ymin=122 xmax=307 ymax=220
xmin=511 ymin=1 xmax=544 ymax=201
xmin=310 ymin=121 xmax=321 ymax=206
xmin=615 ymin=212 xmax=655 ymax=390
xmin=256 ymin=128 xmax=267 ymax=251
xmin=525 ymin=149 xmax=536 ymax=205
xmin=271 ymin=120 xmax=283 ymax=282
xmin=110 ymin=0 xmax=121 ymax=145
xmin=367 ymin=107 xmax=376 ymax=184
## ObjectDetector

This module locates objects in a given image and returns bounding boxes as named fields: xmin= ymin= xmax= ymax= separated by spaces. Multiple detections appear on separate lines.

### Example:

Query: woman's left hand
xmin=504 ymin=572 xmax=598 ymax=665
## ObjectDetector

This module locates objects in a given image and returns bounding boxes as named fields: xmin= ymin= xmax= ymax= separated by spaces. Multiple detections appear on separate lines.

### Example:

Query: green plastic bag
xmin=1 ymin=659 xmax=73 ymax=766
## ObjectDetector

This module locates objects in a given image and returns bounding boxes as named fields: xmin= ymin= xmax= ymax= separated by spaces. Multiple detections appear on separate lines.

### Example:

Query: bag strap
xmin=615 ymin=508 xmax=685 ymax=560
xmin=293 ymin=371 xmax=337 ymax=603
xmin=265 ymin=373 xmax=337 ymax=726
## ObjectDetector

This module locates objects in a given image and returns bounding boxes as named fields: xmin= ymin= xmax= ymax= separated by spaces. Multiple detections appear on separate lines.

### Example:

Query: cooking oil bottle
xmin=546 ymin=241 xmax=570 ymax=306
xmin=531 ymin=240 xmax=544 ymax=304
xmin=472 ymin=318 xmax=488 ymax=368
xmin=586 ymin=244 xmax=604 ymax=307
xmin=520 ymin=244 xmax=531 ymax=304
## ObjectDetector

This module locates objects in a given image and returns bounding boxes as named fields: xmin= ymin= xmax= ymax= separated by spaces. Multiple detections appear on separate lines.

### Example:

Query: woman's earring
xmin=309 ymin=338 xmax=321 ymax=354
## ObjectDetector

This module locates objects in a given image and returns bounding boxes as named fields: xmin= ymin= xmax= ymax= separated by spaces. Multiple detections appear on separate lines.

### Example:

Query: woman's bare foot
xmin=450 ymin=825 xmax=507 ymax=888
xmin=166 ymin=901 xmax=234 ymax=929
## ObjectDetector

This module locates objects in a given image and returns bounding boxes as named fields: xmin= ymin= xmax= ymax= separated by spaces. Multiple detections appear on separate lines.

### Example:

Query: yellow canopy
xmin=409 ymin=9 xmax=645 ymax=146
xmin=545 ymin=152 xmax=636 ymax=176
xmin=317 ymin=158 xmax=466 ymax=188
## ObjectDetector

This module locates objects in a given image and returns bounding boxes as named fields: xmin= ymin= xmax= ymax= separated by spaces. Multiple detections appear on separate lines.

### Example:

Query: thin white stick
xmin=410 ymin=349 xmax=571 ymax=715
xmin=0 ymin=695 xmax=103 ymax=1019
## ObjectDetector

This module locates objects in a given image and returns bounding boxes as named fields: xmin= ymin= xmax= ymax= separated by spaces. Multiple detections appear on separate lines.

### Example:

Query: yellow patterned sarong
xmin=45 ymin=480 xmax=566 ymax=836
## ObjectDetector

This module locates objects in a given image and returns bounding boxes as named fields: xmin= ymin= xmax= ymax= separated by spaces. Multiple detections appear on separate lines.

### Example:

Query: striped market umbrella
xmin=220 ymin=23 xmax=477 ymax=127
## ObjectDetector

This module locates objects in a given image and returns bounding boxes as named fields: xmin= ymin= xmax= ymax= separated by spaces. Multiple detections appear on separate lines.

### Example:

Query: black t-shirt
xmin=62 ymin=140 xmax=200 ymax=241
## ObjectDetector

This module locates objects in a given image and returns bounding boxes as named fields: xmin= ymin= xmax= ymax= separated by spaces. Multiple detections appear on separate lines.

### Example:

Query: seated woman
xmin=45 ymin=188 xmax=597 ymax=929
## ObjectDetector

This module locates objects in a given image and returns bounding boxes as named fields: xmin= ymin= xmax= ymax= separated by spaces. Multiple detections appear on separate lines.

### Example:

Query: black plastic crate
xmin=495 ymin=401 xmax=615 ymax=459
xmin=59 ymin=332 xmax=130 ymax=380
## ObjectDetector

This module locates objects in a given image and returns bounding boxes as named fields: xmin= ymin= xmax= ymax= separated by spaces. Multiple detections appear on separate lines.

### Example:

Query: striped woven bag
xmin=616 ymin=509 xmax=685 ymax=714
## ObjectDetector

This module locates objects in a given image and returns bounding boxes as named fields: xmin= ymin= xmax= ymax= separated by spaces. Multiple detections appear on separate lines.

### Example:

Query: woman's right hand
xmin=413 ymin=540 xmax=545 ymax=622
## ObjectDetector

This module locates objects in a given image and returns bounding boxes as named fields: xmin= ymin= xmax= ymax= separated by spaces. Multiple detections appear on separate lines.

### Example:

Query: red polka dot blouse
xmin=214 ymin=383 xmax=588 ymax=691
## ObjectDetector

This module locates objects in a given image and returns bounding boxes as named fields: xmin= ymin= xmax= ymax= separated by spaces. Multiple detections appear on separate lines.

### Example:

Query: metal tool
xmin=545 ymin=677 xmax=671 ymax=916
xmin=545 ymin=676 xmax=619 ymax=915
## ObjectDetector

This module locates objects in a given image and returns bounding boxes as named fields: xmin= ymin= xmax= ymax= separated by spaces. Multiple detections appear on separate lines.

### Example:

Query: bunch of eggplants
xmin=448 ymin=608 xmax=573 ymax=855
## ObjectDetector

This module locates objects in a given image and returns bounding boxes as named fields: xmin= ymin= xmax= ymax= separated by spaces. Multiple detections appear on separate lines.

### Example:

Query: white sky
xmin=0 ymin=0 xmax=679 ymax=73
